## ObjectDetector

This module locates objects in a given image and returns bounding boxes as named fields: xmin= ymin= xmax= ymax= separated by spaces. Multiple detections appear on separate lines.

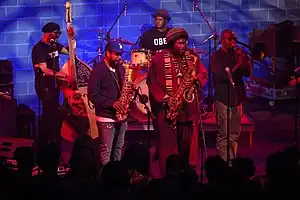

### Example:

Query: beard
xmin=173 ymin=48 xmax=186 ymax=57
xmin=110 ymin=60 xmax=120 ymax=67
xmin=179 ymin=49 xmax=186 ymax=55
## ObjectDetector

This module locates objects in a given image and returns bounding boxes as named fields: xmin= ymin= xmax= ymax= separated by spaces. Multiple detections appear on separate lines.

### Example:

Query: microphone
xmin=124 ymin=1 xmax=127 ymax=16
xmin=132 ymin=87 xmax=148 ymax=104
xmin=225 ymin=67 xmax=235 ymax=88
xmin=139 ymin=94 xmax=148 ymax=104
xmin=294 ymin=66 xmax=300 ymax=74
xmin=200 ymin=34 xmax=215 ymax=45
xmin=50 ymin=39 xmax=55 ymax=45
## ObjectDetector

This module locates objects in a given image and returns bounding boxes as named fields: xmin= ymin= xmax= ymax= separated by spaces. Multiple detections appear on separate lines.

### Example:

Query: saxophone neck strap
xmin=164 ymin=52 xmax=173 ymax=96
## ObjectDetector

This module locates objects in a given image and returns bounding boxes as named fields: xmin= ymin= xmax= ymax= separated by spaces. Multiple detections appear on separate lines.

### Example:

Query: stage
xmin=127 ymin=112 xmax=255 ymax=146
xmin=0 ymin=97 xmax=298 ymax=178
xmin=124 ymin=97 xmax=298 ymax=177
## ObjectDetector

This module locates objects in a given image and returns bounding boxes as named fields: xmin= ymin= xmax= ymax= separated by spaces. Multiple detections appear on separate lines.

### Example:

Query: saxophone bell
xmin=183 ymin=52 xmax=197 ymax=104
xmin=183 ymin=88 xmax=195 ymax=103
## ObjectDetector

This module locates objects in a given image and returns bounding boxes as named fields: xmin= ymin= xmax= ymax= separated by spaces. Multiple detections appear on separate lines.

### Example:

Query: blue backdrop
xmin=0 ymin=0 xmax=299 ymax=113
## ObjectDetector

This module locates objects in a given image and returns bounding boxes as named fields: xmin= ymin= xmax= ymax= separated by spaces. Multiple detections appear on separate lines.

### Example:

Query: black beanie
xmin=166 ymin=28 xmax=189 ymax=44
xmin=42 ymin=22 xmax=61 ymax=33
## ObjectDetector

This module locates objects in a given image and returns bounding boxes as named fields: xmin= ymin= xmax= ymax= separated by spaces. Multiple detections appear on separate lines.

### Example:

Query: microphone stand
xmin=226 ymin=76 xmax=231 ymax=165
xmin=132 ymin=87 xmax=155 ymax=176
xmin=95 ymin=2 xmax=127 ymax=61
xmin=194 ymin=82 xmax=208 ymax=183
xmin=194 ymin=2 xmax=218 ymax=98
xmin=52 ymin=42 xmax=58 ymax=146
xmin=36 ymin=68 xmax=42 ymax=154
xmin=294 ymin=71 xmax=300 ymax=151
xmin=294 ymin=74 xmax=300 ymax=151
xmin=143 ymin=102 xmax=155 ymax=176
xmin=226 ymin=50 xmax=236 ymax=165
xmin=95 ymin=29 xmax=104 ymax=65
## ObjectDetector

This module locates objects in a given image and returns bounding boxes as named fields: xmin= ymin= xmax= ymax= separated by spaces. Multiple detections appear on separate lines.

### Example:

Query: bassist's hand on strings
xmin=66 ymin=26 xmax=75 ymax=38
xmin=55 ymin=72 xmax=69 ymax=82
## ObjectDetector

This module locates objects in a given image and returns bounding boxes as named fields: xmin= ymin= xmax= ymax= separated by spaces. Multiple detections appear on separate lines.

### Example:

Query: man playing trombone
xmin=211 ymin=29 xmax=251 ymax=163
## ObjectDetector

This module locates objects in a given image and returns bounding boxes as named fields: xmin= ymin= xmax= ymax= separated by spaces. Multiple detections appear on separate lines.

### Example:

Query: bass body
xmin=60 ymin=1 xmax=98 ymax=142
xmin=60 ymin=57 xmax=98 ymax=142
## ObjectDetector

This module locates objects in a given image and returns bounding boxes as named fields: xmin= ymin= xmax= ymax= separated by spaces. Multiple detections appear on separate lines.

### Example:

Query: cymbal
xmin=110 ymin=37 xmax=136 ymax=46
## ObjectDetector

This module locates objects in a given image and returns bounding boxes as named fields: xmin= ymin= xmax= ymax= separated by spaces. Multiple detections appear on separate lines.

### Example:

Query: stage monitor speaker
xmin=0 ymin=83 xmax=14 ymax=97
xmin=0 ymin=137 xmax=33 ymax=158
xmin=0 ymin=60 xmax=13 ymax=84
xmin=0 ymin=97 xmax=17 ymax=137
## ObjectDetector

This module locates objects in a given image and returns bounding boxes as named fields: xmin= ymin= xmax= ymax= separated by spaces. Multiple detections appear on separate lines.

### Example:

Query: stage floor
xmin=124 ymin=96 xmax=300 ymax=177
xmin=128 ymin=112 xmax=254 ymax=131
xmin=127 ymin=112 xmax=255 ymax=145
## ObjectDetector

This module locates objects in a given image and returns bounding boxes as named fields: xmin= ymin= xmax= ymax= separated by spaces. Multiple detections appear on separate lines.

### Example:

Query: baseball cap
xmin=105 ymin=40 xmax=124 ymax=54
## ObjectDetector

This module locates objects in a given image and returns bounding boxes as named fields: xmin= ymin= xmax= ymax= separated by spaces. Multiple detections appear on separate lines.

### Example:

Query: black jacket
xmin=211 ymin=48 xmax=251 ymax=107
xmin=88 ymin=61 xmax=125 ymax=119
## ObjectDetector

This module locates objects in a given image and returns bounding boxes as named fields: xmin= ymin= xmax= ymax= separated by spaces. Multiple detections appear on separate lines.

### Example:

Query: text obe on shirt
xmin=153 ymin=37 xmax=167 ymax=46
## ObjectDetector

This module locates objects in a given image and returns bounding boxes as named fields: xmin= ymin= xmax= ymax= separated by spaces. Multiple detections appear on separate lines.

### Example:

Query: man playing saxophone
xmin=88 ymin=40 xmax=131 ymax=168
xmin=147 ymin=28 xmax=208 ymax=176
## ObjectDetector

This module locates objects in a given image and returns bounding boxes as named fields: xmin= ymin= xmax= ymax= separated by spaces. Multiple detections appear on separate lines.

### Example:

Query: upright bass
xmin=60 ymin=1 xmax=98 ymax=142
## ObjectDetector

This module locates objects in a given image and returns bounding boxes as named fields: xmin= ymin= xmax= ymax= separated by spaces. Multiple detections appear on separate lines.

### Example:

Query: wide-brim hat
xmin=152 ymin=9 xmax=171 ymax=21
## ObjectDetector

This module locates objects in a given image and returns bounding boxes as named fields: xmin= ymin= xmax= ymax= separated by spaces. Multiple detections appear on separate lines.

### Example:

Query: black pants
xmin=215 ymin=101 xmax=243 ymax=162
xmin=156 ymin=111 xmax=194 ymax=177
xmin=37 ymin=87 xmax=63 ymax=150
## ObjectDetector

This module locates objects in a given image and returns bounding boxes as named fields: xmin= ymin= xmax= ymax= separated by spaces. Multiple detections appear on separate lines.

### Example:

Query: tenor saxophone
xmin=183 ymin=50 xmax=199 ymax=103
xmin=115 ymin=61 xmax=136 ymax=121
xmin=165 ymin=50 xmax=198 ymax=128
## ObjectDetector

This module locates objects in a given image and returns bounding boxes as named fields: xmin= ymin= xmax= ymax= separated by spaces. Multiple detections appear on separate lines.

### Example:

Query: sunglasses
xmin=52 ymin=30 xmax=62 ymax=35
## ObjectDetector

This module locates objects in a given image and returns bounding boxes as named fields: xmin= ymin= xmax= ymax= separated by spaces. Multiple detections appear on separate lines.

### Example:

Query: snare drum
xmin=131 ymin=49 xmax=151 ymax=69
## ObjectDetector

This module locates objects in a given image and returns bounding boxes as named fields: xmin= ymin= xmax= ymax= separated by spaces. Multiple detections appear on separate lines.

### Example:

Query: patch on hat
xmin=105 ymin=40 xmax=124 ymax=54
